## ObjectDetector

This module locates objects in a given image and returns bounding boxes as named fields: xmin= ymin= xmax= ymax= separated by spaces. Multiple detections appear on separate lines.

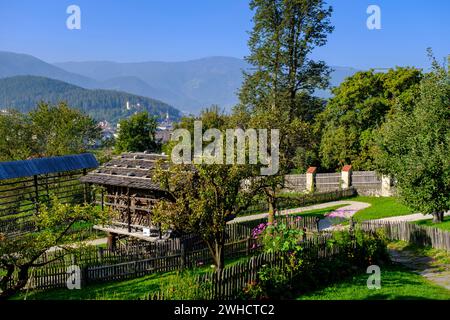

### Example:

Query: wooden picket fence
xmin=144 ymin=252 xmax=285 ymax=300
xmin=10 ymin=214 xmax=321 ymax=291
xmin=19 ymin=236 xmax=260 ymax=290
xmin=144 ymin=234 xmax=342 ymax=300
xmin=361 ymin=220 xmax=450 ymax=251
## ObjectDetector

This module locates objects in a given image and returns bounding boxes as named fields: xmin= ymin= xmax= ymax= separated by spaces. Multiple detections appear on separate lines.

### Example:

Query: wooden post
xmin=127 ymin=187 xmax=131 ymax=233
xmin=81 ymin=266 xmax=88 ymax=288
xmin=83 ymin=169 xmax=88 ymax=203
xmin=97 ymin=247 xmax=104 ymax=263
xmin=101 ymin=189 xmax=104 ymax=210
xmin=107 ymin=233 xmax=117 ymax=251
xmin=315 ymin=216 xmax=321 ymax=232
xmin=33 ymin=175 xmax=39 ymax=215
xmin=180 ymin=241 xmax=186 ymax=270
xmin=45 ymin=174 xmax=49 ymax=200
xmin=246 ymin=237 xmax=251 ymax=255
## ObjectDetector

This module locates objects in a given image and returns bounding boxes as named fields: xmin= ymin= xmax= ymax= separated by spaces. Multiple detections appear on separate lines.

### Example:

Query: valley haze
xmin=0 ymin=51 xmax=358 ymax=116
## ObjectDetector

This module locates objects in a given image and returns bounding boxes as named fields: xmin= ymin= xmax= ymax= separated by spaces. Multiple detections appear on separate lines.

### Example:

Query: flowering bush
xmin=251 ymin=223 xmax=268 ymax=239
xmin=241 ymin=280 xmax=266 ymax=300
xmin=261 ymin=222 xmax=305 ymax=274
xmin=324 ymin=209 xmax=356 ymax=225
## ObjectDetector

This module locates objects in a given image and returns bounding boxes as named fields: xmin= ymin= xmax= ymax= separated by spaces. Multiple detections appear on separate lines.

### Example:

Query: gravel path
xmin=389 ymin=248 xmax=450 ymax=291
xmin=232 ymin=200 xmax=371 ymax=231
xmin=47 ymin=237 xmax=108 ymax=252
xmin=375 ymin=212 xmax=450 ymax=223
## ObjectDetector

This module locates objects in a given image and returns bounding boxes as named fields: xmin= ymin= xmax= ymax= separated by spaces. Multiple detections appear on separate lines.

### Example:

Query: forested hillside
xmin=0 ymin=76 xmax=181 ymax=123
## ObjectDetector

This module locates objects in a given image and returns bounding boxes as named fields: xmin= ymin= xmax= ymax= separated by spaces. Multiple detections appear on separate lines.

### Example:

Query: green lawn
xmin=297 ymin=265 xmax=450 ymax=300
xmin=413 ymin=216 xmax=450 ymax=232
xmin=16 ymin=271 xmax=175 ymax=300
xmin=349 ymin=196 xmax=415 ymax=221
xmin=12 ymin=256 xmax=250 ymax=300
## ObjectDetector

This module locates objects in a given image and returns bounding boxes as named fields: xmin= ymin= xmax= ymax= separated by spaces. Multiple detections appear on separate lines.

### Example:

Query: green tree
xmin=235 ymin=0 xmax=334 ymax=224
xmin=376 ymin=55 xmax=449 ymax=222
xmin=317 ymin=67 xmax=423 ymax=171
xmin=0 ymin=102 xmax=101 ymax=161
xmin=0 ymin=110 xmax=33 ymax=161
xmin=30 ymin=102 xmax=101 ymax=157
xmin=154 ymin=108 xmax=264 ymax=270
xmin=115 ymin=111 xmax=158 ymax=153
xmin=0 ymin=198 xmax=108 ymax=299
xmin=152 ymin=162 xmax=259 ymax=271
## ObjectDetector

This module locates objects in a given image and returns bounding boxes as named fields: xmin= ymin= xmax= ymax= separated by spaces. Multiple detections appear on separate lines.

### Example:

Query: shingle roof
xmin=79 ymin=152 xmax=169 ymax=191
xmin=0 ymin=153 xmax=99 ymax=181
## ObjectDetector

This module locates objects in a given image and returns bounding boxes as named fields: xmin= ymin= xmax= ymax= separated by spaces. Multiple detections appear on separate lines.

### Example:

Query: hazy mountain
xmin=97 ymin=76 xmax=199 ymax=110
xmin=0 ymin=51 xmax=97 ymax=88
xmin=0 ymin=76 xmax=181 ymax=124
xmin=55 ymin=57 xmax=249 ymax=114
xmin=0 ymin=51 xmax=359 ymax=115
xmin=55 ymin=58 xmax=359 ymax=112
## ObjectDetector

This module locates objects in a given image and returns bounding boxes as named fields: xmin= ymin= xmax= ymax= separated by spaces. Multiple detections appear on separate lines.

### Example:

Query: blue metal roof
xmin=0 ymin=153 xmax=99 ymax=181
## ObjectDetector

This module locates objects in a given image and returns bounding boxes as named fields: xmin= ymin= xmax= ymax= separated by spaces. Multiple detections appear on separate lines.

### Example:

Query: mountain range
xmin=0 ymin=51 xmax=359 ymax=116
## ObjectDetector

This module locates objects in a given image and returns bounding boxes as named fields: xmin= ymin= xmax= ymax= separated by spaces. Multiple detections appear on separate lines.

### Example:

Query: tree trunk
xmin=268 ymin=199 xmax=276 ymax=226
xmin=432 ymin=212 xmax=444 ymax=223
xmin=0 ymin=264 xmax=30 ymax=300
xmin=214 ymin=241 xmax=225 ymax=272
xmin=267 ymin=188 xmax=277 ymax=226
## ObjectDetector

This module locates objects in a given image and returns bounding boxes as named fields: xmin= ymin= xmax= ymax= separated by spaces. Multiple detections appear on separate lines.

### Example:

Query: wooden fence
xmin=21 ymin=236 xmax=259 ymax=290
xmin=284 ymin=174 xmax=306 ymax=191
xmin=145 ymin=234 xmax=340 ymax=300
xmin=16 ymin=214 xmax=321 ymax=291
xmin=361 ymin=220 xmax=450 ymax=251
xmin=352 ymin=171 xmax=381 ymax=189
xmin=315 ymin=172 xmax=341 ymax=192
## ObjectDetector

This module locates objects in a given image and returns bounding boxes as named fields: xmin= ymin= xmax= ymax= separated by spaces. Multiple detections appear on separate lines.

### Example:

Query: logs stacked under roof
xmin=80 ymin=152 xmax=169 ymax=190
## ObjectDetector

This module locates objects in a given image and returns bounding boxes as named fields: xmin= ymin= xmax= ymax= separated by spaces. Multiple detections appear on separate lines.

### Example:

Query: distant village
xmin=97 ymin=100 xmax=175 ymax=145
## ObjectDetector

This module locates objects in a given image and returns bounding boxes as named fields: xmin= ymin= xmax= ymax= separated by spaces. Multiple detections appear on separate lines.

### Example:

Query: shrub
xmin=242 ymin=228 xmax=389 ymax=299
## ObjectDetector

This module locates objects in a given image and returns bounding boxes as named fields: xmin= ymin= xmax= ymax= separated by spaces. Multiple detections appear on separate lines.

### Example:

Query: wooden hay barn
xmin=0 ymin=153 xmax=99 ymax=235
xmin=79 ymin=152 xmax=173 ymax=244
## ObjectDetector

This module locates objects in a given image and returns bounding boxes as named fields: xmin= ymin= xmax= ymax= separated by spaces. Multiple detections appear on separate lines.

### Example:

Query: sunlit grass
xmin=348 ymin=196 xmax=415 ymax=221
xmin=297 ymin=265 xmax=450 ymax=300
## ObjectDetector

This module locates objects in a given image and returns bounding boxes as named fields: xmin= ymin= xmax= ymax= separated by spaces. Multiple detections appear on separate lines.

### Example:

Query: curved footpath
xmin=232 ymin=200 xmax=371 ymax=231
xmin=374 ymin=212 xmax=450 ymax=223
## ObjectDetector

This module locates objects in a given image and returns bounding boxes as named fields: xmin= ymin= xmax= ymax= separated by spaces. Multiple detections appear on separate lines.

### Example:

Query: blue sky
xmin=0 ymin=0 xmax=448 ymax=69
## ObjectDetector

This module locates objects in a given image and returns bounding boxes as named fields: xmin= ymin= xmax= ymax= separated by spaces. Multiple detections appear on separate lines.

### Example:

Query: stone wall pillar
xmin=306 ymin=167 xmax=317 ymax=193
xmin=381 ymin=175 xmax=392 ymax=197
xmin=341 ymin=165 xmax=352 ymax=189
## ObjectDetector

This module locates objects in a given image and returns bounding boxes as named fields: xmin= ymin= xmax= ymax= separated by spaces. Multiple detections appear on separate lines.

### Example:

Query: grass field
xmin=297 ymin=264 xmax=450 ymax=300
xmin=413 ymin=216 xmax=450 ymax=232
xmin=349 ymin=196 xmax=414 ymax=221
